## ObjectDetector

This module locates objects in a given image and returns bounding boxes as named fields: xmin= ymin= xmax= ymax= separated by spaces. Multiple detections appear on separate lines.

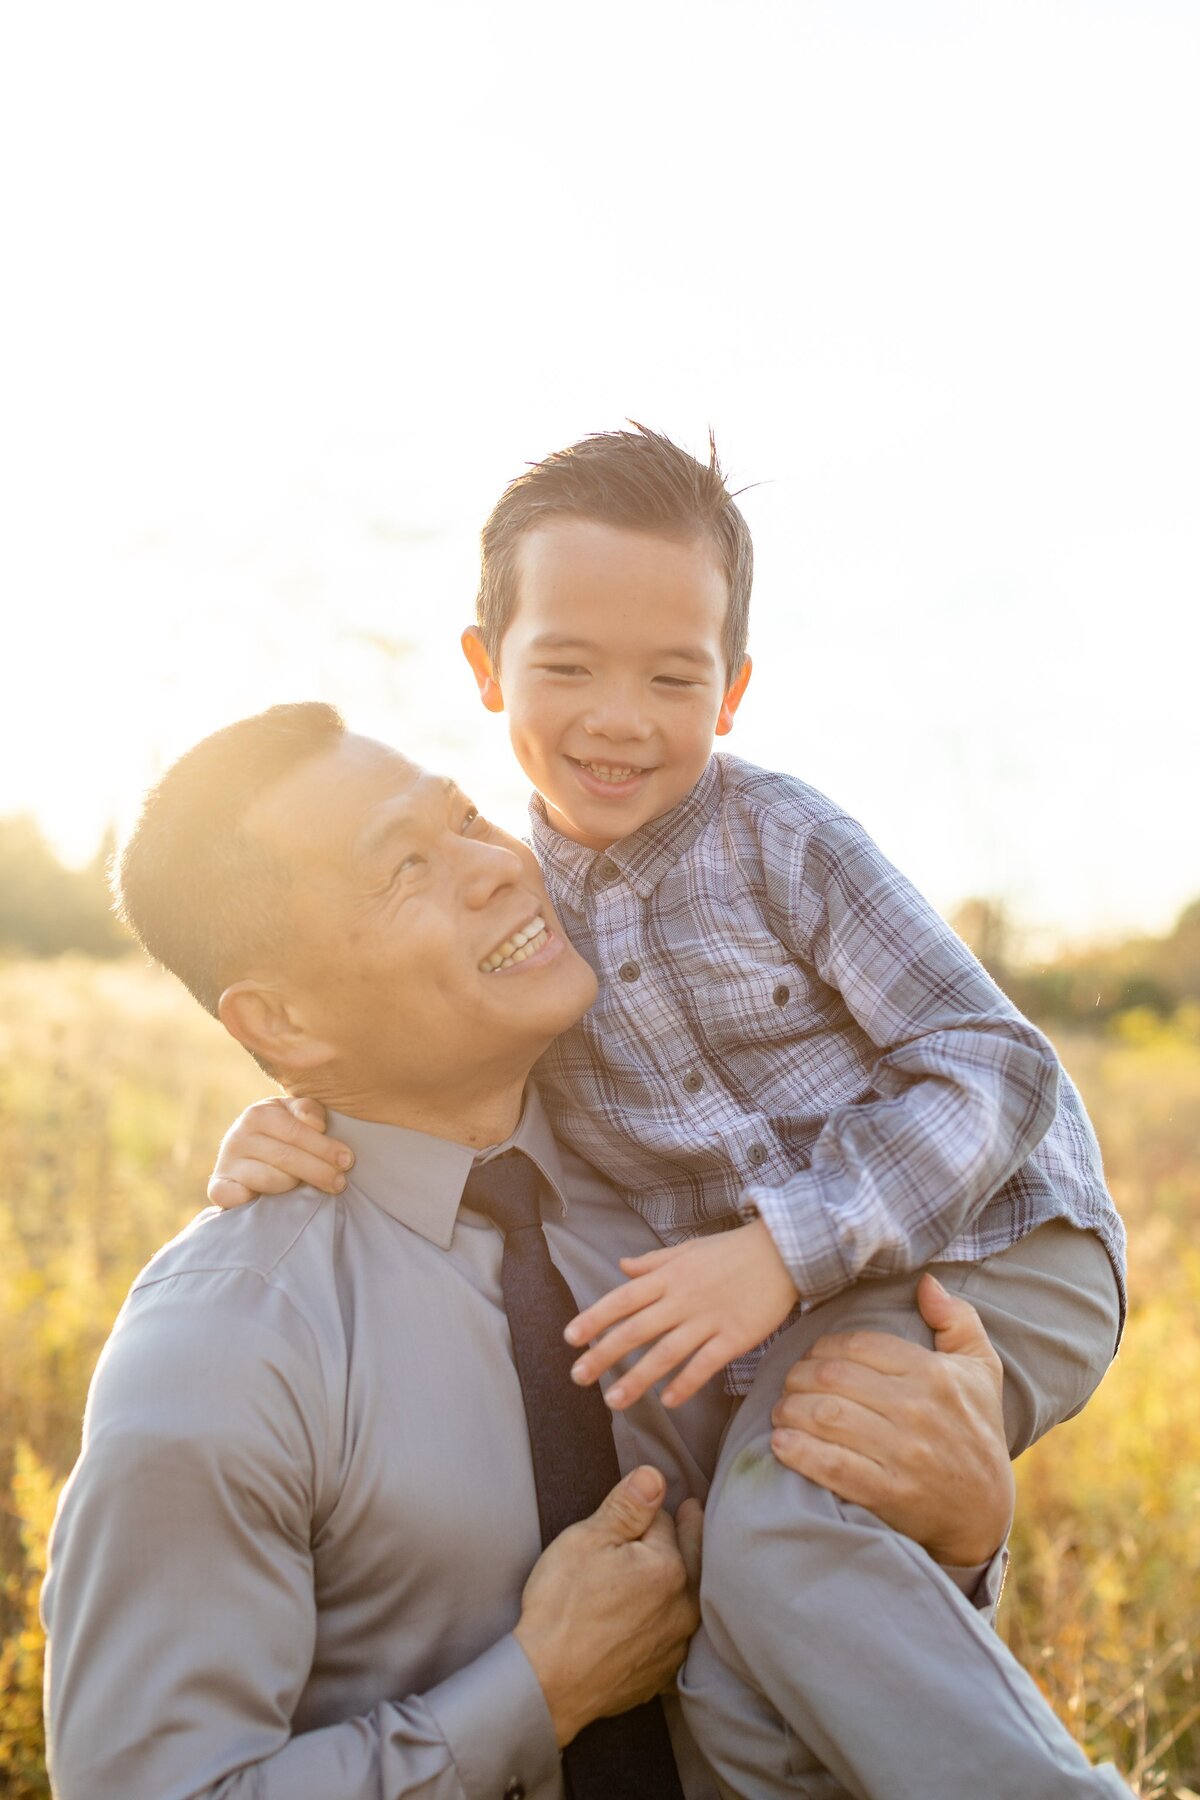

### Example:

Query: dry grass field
xmin=1 ymin=957 xmax=1197 ymax=1795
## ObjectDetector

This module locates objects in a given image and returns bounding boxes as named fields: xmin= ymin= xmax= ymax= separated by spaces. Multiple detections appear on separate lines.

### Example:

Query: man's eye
xmin=461 ymin=806 xmax=481 ymax=832
xmin=395 ymin=853 xmax=426 ymax=877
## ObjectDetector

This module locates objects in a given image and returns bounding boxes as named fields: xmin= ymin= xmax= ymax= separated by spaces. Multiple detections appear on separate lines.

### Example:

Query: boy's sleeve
xmin=747 ymin=813 xmax=1060 ymax=1306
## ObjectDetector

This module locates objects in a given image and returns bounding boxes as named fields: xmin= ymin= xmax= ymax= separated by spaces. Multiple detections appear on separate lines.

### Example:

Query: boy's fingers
xmin=263 ymin=1110 xmax=349 ymax=1163
xmin=603 ymin=1322 xmax=709 ymax=1411
xmin=285 ymin=1095 xmax=329 ymax=1131
xmin=618 ymin=1245 xmax=681 ymax=1276
xmin=207 ymin=1176 xmax=257 ymax=1210
xmin=571 ymin=1301 xmax=677 ymax=1388
xmin=231 ymin=1139 xmax=349 ymax=1192
xmin=565 ymin=1273 xmax=662 ymax=1348
xmin=217 ymin=1155 xmax=343 ymax=1197
xmin=662 ymin=1338 xmax=730 ymax=1409
xmin=246 ymin=1121 xmax=351 ymax=1170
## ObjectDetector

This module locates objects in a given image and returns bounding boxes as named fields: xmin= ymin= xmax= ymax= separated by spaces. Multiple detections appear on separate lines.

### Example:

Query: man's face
xmin=465 ymin=519 xmax=751 ymax=853
xmin=242 ymin=734 xmax=598 ymax=1106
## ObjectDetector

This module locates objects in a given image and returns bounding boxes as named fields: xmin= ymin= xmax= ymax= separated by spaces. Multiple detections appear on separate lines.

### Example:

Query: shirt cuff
xmin=938 ymin=1541 xmax=1009 ymax=1624
xmin=743 ymin=1174 xmax=852 ymax=1307
xmin=423 ymin=1633 xmax=560 ymax=1800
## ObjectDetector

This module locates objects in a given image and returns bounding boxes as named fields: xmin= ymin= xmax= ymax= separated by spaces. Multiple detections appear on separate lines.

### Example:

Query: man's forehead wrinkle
xmin=356 ymin=771 xmax=460 ymax=862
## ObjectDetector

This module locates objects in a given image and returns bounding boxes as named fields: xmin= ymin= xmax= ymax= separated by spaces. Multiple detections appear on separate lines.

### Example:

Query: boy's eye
xmin=655 ymin=675 xmax=696 ymax=689
xmin=542 ymin=663 xmax=588 ymax=677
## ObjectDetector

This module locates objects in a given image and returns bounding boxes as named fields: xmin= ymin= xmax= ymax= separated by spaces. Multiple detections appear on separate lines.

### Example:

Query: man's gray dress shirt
xmin=42 ymin=1091 xmax=733 ymax=1800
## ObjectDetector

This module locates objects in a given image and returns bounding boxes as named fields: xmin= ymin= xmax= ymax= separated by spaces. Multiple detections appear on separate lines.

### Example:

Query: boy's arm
xmin=568 ymin=811 xmax=1060 ymax=1409
xmin=747 ymin=809 xmax=1061 ymax=1307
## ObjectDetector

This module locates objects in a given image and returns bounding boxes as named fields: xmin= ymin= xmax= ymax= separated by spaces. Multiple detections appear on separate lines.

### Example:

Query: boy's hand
xmin=565 ymin=1221 xmax=799 ymax=1411
xmin=207 ymin=1096 xmax=353 ymax=1210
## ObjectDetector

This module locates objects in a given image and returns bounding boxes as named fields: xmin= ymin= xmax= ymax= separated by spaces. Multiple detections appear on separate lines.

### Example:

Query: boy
xmin=211 ymin=428 xmax=1128 ymax=1797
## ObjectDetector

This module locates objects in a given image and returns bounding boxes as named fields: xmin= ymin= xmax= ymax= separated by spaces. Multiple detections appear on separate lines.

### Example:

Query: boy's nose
xmin=584 ymin=688 xmax=652 ymax=741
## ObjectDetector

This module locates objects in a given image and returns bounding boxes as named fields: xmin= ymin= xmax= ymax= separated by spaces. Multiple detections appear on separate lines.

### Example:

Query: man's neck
xmin=292 ymin=1074 xmax=528 ymax=1151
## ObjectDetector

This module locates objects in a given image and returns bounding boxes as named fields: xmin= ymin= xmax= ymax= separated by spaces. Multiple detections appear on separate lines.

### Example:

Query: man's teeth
xmin=479 ymin=918 xmax=550 ymax=973
xmin=578 ymin=761 xmax=643 ymax=783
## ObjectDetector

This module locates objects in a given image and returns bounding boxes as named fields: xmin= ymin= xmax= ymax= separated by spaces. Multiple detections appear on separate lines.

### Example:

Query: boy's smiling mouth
xmin=567 ymin=756 xmax=656 ymax=794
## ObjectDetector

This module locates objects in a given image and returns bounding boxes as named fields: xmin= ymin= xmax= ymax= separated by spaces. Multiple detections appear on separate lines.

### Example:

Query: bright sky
xmin=3 ymin=0 xmax=1197 ymax=947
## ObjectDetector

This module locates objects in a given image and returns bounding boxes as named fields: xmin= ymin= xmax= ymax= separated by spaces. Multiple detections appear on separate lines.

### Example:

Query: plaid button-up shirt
xmin=532 ymin=753 xmax=1126 ymax=1394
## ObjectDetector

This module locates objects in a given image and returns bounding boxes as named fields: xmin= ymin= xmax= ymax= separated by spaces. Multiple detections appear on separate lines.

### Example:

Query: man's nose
xmin=457 ymin=835 xmax=526 ymax=906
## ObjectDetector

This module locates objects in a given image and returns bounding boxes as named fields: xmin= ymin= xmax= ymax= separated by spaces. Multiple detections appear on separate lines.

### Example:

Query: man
xmin=43 ymin=704 xmax=1024 ymax=1800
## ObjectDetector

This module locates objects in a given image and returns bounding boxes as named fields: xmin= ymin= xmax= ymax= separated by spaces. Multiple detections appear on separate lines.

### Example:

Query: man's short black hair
xmin=476 ymin=424 xmax=754 ymax=677
xmin=114 ymin=703 xmax=346 ymax=1029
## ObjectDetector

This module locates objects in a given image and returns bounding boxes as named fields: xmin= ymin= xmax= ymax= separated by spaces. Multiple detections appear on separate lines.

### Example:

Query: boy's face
xmin=462 ymin=518 xmax=751 ymax=852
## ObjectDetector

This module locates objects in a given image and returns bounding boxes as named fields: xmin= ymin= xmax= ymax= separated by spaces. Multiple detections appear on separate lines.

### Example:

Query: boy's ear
xmin=218 ymin=981 xmax=336 ymax=1078
xmin=715 ymin=657 xmax=752 ymax=737
xmin=460 ymin=627 xmax=505 ymax=714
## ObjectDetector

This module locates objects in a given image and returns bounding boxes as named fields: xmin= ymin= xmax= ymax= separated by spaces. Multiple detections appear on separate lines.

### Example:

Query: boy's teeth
xmin=479 ymin=917 xmax=549 ymax=973
xmin=579 ymin=761 xmax=642 ymax=783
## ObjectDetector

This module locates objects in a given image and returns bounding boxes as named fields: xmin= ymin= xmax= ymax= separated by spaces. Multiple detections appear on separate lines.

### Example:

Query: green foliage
xmin=953 ymin=896 xmax=1200 ymax=1029
xmin=1 ymin=960 xmax=1196 ymax=1792
xmin=0 ymin=819 xmax=129 ymax=958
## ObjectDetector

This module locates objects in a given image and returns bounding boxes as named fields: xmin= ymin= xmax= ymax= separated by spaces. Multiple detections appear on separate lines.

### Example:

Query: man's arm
xmin=43 ymin=1274 xmax=698 ymax=1800
xmin=769 ymin=1276 xmax=1014 ymax=1609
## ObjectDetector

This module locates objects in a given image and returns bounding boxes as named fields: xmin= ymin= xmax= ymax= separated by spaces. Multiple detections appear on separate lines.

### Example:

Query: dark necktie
xmin=462 ymin=1150 xmax=686 ymax=1800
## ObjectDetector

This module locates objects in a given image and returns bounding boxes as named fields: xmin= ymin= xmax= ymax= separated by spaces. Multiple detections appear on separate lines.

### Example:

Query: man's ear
xmin=218 ymin=981 xmax=336 ymax=1077
xmin=715 ymin=657 xmax=752 ymax=737
xmin=461 ymin=627 xmax=505 ymax=714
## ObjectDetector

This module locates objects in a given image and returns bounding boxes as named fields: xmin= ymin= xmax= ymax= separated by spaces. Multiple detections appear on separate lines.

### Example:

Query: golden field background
xmin=1 ymin=955 xmax=1197 ymax=1796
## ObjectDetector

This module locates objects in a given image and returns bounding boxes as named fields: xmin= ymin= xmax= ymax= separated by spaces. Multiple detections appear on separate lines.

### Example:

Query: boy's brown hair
xmin=476 ymin=424 xmax=754 ymax=675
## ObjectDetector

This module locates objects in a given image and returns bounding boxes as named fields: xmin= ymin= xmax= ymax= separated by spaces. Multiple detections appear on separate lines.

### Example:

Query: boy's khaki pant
xmin=679 ymin=1222 xmax=1131 ymax=1799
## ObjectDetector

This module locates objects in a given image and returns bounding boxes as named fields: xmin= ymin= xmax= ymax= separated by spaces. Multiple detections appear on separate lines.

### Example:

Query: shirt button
xmin=682 ymin=1069 xmax=704 ymax=1093
xmin=503 ymin=1782 xmax=526 ymax=1800
xmin=595 ymin=857 xmax=621 ymax=885
xmin=773 ymin=983 xmax=790 ymax=1007
xmin=619 ymin=960 xmax=641 ymax=982
xmin=748 ymin=1142 xmax=768 ymax=1167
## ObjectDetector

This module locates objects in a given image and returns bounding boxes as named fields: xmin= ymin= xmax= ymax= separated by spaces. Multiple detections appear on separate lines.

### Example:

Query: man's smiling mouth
xmin=479 ymin=915 xmax=550 ymax=973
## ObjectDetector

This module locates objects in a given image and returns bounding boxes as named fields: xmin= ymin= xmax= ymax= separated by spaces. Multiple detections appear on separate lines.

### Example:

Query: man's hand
xmin=769 ymin=1274 xmax=1015 ymax=1567
xmin=564 ymin=1221 xmax=800 ymax=1411
xmin=513 ymin=1466 xmax=703 ymax=1748
xmin=206 ymin=1096 xmax=354 ymax=1209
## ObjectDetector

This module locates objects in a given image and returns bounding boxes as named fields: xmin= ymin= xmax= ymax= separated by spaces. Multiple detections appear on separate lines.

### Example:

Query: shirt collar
xmin=325 ymin=1086 xmax=571 ymax=1249
xmin=528 ymin=755 xmax=723 ymax=903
